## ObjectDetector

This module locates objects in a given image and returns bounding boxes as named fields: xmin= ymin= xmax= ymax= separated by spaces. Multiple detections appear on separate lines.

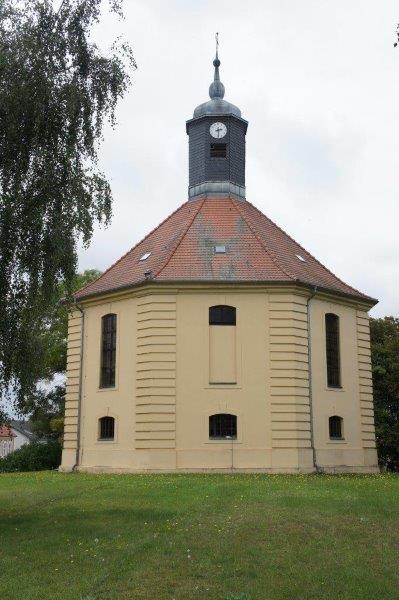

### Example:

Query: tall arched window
xmin=100 ymin=313 xmax=117 ymax=388
xmin=99 ymin=416 xmax=115 ymax=440
xmin=325 ymin=313 xmax=341 ymax=388
xmin=329 ymin=416 xmax=343 ymax=439
xmin=209 ymin=305 xmax=236 ymax=326
xmin=209 ymin=414 xmax=237 ymax=439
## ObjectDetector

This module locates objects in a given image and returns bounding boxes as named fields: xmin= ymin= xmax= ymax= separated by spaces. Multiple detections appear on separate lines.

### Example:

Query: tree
xmin=36 ymin=268 xmax=102 ymax=380
xmin=0 ymin=1 xmax=135 ymax=408
xmin=25 ymin=384 xmax=66 ymax=439
xmin=370 ymin=317 xmax=399 ymax=471
xmin=0 ymin=268 xmax=101 ymax=423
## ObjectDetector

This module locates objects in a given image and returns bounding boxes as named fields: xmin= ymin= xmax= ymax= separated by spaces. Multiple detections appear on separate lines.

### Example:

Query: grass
xmin=0 ymin=473 xmax=398 ymax=600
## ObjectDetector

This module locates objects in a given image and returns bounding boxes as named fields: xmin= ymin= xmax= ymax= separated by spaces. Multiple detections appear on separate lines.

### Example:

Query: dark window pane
xmin=210 ymin=143 xmax=226 ymax=158
xmin=100 ymin=314 xmax=117 ymax=388
xmin=99 ymin=416 xmax=114 ymax=440
xmin=329 ymin=416 xmax=342 ymax=439
xmin=209 ymin=305 xmax=236 ymax=326
xmin=325 ymin=313 xmax=341 ymax=387
xmin=209 ymin=414 xmax=237 ymax=439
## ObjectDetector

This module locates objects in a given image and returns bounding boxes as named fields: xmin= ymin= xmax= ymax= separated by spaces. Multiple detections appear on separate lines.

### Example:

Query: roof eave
xmin=74 ymin=277 xmax=378 ymax=308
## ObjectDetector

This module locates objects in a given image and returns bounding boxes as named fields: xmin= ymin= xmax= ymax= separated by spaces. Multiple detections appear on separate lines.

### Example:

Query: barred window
xmin=209 ymin=414 xmax=237 ymax=439
xmin=99 ymin=416 xmax=115 ymax=440
xmin=325 ymin=313 xmax=341 ymax=388
xmin=210 ymin=143 xmax=226 ymax=158
xmin=209 ymin=305 xmax=236 ymax=326
xmin=329 ymin=416 xmax=343 ymax=439
xmin=100 ymin=314 xmax=117 ymax=388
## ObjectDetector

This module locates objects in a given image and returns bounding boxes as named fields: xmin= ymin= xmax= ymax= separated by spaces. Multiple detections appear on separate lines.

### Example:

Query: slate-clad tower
xmin=186 ymin=49 xmax=247 ymax=200
xmin=61 ymin=42 xmax=378 ymax=475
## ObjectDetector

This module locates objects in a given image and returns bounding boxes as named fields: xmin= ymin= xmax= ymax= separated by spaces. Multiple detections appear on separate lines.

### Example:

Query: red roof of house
xmin=75 ymin=196 xmax=376 ymax=304
xmin=0 ymin=425 xmax=16 ymax=438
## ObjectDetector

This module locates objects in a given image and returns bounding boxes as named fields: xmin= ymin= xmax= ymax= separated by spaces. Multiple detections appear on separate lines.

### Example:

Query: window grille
xmin=100 ymin=313 xmax=117 ymax=388
xmin=210 ymin=143 xmax=226 ymax=158
xmin=99 ymin=416 xmax=115 ymax=440
xmin=209 ymin=414 xmax=237 ymax=439
xmin=325 ymin=313 xmax=341 ymax=387
xmin=329 ymin=416 xmax=343 ymax=439
xmin=209 ymin=305 xmax=236 ymax=326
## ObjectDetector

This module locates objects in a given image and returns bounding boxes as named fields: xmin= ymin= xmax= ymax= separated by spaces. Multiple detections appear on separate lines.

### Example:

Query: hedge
xmin=0 ymin=440 xmax=62 ymax=473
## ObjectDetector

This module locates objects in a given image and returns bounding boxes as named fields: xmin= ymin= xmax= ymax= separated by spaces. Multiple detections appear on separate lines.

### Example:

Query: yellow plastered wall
xmin=309 ymin=298 xmax=377 ymax=470
xmin=135 ymin=295 xmax=177 ymax=469
xmin=209 ymin=326 xmax=236 ymax=383
xmin=269 ymin=293 xmax=312 ymax=469
xmin=356 ymin=310 xmax=377 ymax=463
xmin=77 ymin=297 xmax=138 ymax=470
xmin=61 ymin=286 xmax=378 ymax=473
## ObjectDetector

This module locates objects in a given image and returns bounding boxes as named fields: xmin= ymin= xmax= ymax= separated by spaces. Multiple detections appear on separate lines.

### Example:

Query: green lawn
xmin=0 ymin=473 xmax=398 ymax=600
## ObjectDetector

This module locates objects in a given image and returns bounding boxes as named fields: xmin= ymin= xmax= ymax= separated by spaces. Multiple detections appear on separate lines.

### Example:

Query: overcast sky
xmin=81 ymin=0 xmax=399 ymax=317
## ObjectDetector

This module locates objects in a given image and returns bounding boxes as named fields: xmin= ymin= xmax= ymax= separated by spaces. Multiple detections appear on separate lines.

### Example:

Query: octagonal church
xmin=61 ymin=47 xmax=378 ymax=473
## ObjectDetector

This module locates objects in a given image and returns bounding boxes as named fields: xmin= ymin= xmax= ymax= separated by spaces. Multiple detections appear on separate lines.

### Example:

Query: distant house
xmin=10 ymin=421 xmax=36 ymax=451
xmin=0 ymin=426 xmax=16 ymax=458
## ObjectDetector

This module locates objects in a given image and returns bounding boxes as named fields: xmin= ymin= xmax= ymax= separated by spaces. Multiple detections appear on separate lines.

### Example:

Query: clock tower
xmin=186 ymin=43 xmax=248 ymax=201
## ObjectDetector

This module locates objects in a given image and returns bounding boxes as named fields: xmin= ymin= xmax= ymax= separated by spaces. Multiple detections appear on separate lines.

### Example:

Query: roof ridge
xmin=74 ymin=200 xmax=191 ymax=298
xmin=155 ymin=198 xmax=206 ymax=279
xmin=232 ymin=198 xmax=296 ymax=281
xmin=244 ymin=199 xmax=366 ymax=298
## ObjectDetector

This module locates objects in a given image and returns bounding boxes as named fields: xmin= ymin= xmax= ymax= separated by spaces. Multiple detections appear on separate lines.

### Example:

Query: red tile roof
xmin=75 ymin=196 xmax=376 ymax=303
xmin=0 ymin=425 xmax=15 ymax=438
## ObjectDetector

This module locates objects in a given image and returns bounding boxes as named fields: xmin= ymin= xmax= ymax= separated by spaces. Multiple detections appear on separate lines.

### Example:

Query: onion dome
xmin=193 ymin=45 xmax=241 ymax=119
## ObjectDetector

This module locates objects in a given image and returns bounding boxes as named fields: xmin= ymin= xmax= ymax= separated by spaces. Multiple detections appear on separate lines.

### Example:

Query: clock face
xmin=210 ymin=122 xmax=227 ymax=139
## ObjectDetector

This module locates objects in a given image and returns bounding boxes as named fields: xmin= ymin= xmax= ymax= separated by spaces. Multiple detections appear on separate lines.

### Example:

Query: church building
xmin=61 ymin=46 xmax=378 ymax=473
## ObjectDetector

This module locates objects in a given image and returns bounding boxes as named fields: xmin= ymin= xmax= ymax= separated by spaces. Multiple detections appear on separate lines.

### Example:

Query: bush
xmin=0 ymin=440 xmax=62 ymax=473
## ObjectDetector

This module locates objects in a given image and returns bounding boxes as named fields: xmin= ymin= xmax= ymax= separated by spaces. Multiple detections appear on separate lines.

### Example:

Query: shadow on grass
xmin=2 ymin=505 xmax=176 ymax=537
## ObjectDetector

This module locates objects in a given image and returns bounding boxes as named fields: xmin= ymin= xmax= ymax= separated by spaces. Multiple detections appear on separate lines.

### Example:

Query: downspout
xmin=72 ymin=302 xmax=85 ymax=471
xmin=307 ymin=286 xmax=319 ymax=472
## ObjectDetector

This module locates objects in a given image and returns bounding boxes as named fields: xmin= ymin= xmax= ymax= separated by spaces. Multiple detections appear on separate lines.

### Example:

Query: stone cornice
xmin=73 ymin=279 xmax=376 ymax=312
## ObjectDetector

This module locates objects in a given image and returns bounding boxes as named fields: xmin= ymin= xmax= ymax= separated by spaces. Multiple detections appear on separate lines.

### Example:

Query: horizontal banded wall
xmin=62 ymin=309 xmax=82 ymax=466
xmin=135 ymin=295 xmax=177 ymax=449
xmin=269 ymin=294 xmax=311 ymax=455
xmin=356 ymin=310 xmax=376 ymax=449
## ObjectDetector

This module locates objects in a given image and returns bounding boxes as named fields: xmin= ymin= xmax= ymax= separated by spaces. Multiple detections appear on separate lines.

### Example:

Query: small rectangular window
xmin=209 ymin=305 xmax=236 ymax=326
xmin=329 ymin=416 xmax=343 ymax=439
xmin=99 ymin=416 xmax=115 ymax=440
xmin=210 ymin=143 xmax=226 ymax=158
xmin=209 ymin=414 xmax=237 ymax=439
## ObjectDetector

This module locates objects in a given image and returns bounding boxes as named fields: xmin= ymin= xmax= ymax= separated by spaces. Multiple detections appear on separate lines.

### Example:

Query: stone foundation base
xmin=72 ymin=465 xmax=379 ymax=475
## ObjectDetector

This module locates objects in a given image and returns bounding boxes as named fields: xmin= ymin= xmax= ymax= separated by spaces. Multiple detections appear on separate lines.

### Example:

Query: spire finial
xmin=209 ymin=32 xmax=225 ymax=99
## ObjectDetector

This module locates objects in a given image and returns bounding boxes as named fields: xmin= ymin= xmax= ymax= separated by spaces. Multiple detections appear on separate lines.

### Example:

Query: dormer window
xmin=210 ymin=143 xmax=226 ymax=158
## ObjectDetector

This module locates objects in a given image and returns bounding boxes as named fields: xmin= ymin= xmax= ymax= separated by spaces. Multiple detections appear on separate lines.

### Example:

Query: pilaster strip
xmin=356 ymin=311 xmax=376 ymax=448
xmin=135 ymin=295 xmax=177 ymax=449
xmin=269 ymin=295 xmax=311 ymax=449
xmin=62 ymin=310 xmax=82 ymax=450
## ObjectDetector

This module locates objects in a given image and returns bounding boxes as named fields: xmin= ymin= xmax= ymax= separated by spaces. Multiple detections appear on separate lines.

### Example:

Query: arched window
xmin=209 ymin=414 xmax=237 ymax=439
xmin=100 ymin=313 xmax=117 ymax=388
xmin=209 ymin=305 xmax=236 ymax=326
xmin=325 ymin=313 xmax=341 ymax=388
xmin=329 ymin=416 xmax=343 ymax=439
xmin=99 ymin=416 xmax=115 ymax=440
